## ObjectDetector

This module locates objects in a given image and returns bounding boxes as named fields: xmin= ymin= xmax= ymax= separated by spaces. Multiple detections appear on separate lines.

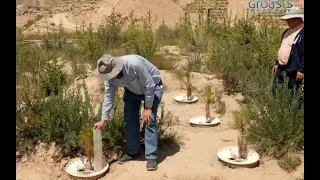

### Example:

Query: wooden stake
xmin=93 ymin=129 xmax=103 ymax=172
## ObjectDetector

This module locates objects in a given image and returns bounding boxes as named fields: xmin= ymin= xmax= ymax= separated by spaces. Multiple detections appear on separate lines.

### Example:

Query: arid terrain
xmin=16 ymin=0 xmax=305 ymax=180
xmin=16 ymin=0 xmax=304 ymax=34
xmin=16 ymin=46 xmax=304 ymax=180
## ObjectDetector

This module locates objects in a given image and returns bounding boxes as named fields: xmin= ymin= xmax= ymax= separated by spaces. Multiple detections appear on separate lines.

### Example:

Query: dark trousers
xmin=272 ymin=68 xmax=303 ymax=108
xmin=123 ymin=81 xmax=163 ymax=160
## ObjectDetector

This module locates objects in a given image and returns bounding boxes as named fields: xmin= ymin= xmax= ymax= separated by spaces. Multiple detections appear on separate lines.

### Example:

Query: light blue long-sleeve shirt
xmin=101 ymin=54 xmax=161 ymax=121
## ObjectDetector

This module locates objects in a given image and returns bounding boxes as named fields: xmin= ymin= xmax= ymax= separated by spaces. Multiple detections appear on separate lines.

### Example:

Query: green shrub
xmin=76 ymin=23 xmax=103 ymax=68
xmin=157 ymin=103 xmax=182 ymax=146
xmin=187 ymin=52 xmax=203 ymax=72
xmin=155 ymin=21 xmax=177 ymax=48
xmin=125 ymin=27 xmax=157 ymax=59
xmin=278 ymin=153 xmax=301 ymax=172
xmin=246 ymin=78 xmax=304 ymax=158
xmin=206 ymin=16 xmax=284 ymax=95
xmin=39 ymin=60 xmax=66 ymax=96
xmin=16 ymin=84 xmax=99 ymax=156
xmin=101 ymin=89 xmax=126 ymax=158
xmin=79 ymin=122 xmax=94 ymax=169
xmin=97 ymin=9 xmax=126 ymax=50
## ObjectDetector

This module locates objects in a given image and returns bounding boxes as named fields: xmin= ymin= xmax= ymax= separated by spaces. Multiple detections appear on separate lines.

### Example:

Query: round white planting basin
xmin=189 ymin=116 xmax=221 ymax=127
xmin=65 ymin=157 xmax=109 ymax=179
xmin=173 ymin=95 xmax=198 ymax=103
xmin=217 ymin=146 xmax=260 ymax=168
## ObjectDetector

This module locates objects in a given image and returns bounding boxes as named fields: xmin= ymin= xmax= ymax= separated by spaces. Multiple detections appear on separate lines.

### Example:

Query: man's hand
xmin=272 ymin=65 xmax=278 ymax=74
xmin=296 ymin=71 xmax=304 ymax=81
xmin=142 ymin=108 xmax=154 ymax=125
xmin=94 ymin=120 xmax=106 ymax=130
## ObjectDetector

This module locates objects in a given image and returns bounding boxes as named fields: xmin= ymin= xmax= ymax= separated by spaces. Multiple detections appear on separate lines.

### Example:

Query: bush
xmin=187 ymin=52 xmax=203 ymax=72
xmin=206 ymin=15 xmax=283 ymax=95
xmin=97 ymin=9 xmax=126 ymax=50
xmin=16 ymin=84 xmax=99 ymax=156
xmin=101 ymin=89 xmax=126 ymax=158
xmin=76 ymin=23 xmax=103 ymax=68
xmin=125 ymin=27 xmax=157 ymax=59
xmin=278 ymin=153 xmax=301 ymax=172
xmin=39 ymin=60 xmax=66 ymax=96
xmin=245 ymin=78 xmax=304 ymax=158
xmin=157 ymin=103 xmax=182 ymax=146
xmin=155 ymin=22 xmax=177 ymax=48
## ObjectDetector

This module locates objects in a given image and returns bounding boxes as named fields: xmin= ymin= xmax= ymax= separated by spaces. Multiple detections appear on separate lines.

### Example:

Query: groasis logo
xmin=248 ymin=0 xmax=299 ymax=13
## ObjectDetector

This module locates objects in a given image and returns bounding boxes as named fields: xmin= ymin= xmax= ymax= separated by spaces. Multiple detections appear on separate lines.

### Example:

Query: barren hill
xmin=16 ymin=0 xmax=304 ymax=33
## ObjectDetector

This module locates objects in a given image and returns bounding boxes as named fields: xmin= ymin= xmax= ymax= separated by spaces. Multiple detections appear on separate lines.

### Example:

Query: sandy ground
xmin=16 ymin=46 xmax=304 ymax=180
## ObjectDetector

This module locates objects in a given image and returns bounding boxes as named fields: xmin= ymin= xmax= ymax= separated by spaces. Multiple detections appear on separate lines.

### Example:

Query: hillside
xmin=16 ymin=0 xmax=259 ymax=33
xmin=16 ymin=0 xmax=305 ymax=33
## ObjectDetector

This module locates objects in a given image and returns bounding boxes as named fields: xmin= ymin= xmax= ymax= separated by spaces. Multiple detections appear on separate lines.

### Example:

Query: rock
xmin=41 ymin=157 xmax=45 ymax=161
xmin=16 ymin=151 xmax=20 ymax=157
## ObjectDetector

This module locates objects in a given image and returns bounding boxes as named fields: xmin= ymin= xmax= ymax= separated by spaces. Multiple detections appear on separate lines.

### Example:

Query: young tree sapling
xmin=204 ymin=84 xmax=215 ymax=123
xmin=173 ymin=70 xmax=194 ymax=100
xmin=79 ymin=122 xmax=94 ymax=170
xmin=232 ymin=108 xmax=252 ymax=160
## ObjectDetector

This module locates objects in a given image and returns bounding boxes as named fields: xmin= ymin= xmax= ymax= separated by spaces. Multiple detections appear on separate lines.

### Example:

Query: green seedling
xmin=204 ymin=84 xmax=215 ymax=123
xmin=79 ymin=122 xmax=94 ymax=170
xmin=173 ymin=70 xmax=194 ymax=100
xmin=232 ymin=108 xmax=252 ymax=160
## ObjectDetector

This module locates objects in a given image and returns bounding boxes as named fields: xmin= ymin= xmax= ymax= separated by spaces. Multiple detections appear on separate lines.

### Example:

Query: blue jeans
xmin=123 ymin=84 xmax=163 ymax=160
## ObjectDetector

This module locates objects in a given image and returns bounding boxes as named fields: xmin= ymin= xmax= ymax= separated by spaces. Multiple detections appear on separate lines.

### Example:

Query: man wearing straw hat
xmin=272 ymin=6 xmax=304 ymax=104
xmin=94 ymin=54 xmax=163 ymax=171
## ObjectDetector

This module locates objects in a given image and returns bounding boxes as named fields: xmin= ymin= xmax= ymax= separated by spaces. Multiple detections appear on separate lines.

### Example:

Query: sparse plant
xmin=97 ymin=8 xmax=126 ymax=50
xmin=216 ymin=101 xmax=226 ymax=115
xmin=155 ymin=20 xmax=176 ymax=49
xmin=278 ymin=153 xmax=301 ymax=172
xmin=214 ymin=88 xmax=226 ymax=115
xmin=79 ymin=122 xmax=94 ymax=170
xmin=77 ymin=23 xmax=103 ymax=68
xmin=246 ymin=78 xmax=304 ymax=158
xmin=173 ymin=70 xmax=194 ymax=100
xmin=158 ymin=103 xmax=182 ymax=146
xmin=125 ymin=27 xmax=157 ymax=59
xmin=232 ymin=106 xmax=255 ymax=160
xmin=204 ymin=84 xmax=215 ymax=122
xmin=187 ymin=52 xmax=202 ymax=72
xmin=38 ymin=60 xmax=66 ymax=96
xmin=101 ymin=89 xmax=126 ymax=159
xmin=186 ymin=71 xmax=192 ymax=99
